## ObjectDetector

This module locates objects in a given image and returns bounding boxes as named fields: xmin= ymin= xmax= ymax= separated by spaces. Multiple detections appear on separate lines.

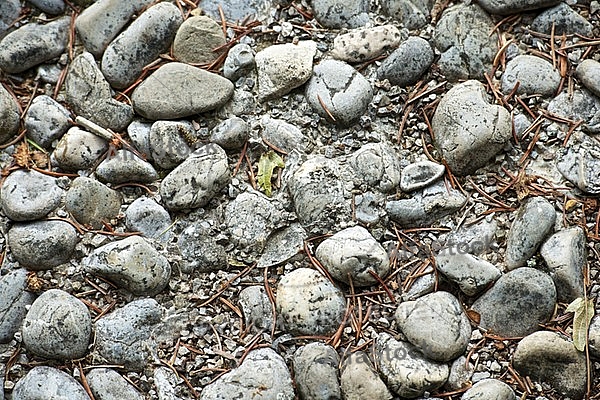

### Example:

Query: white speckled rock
xmin=65 ymin=177 xmax=122 ymax=229
xmin=501 ymin=55 xmax=560 ymax=97
xmin=13 ymin=366 xmax=91 ymax=400
xmin=331 ymin=25 xmax=402 ymax=63
xmin=24 ymin=95 xmax=71 ymax=148
xmin=377 ymin=36 xmax=434 ymax=87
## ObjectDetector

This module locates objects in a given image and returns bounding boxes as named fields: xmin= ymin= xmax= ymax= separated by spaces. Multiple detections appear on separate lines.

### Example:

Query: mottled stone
xmin=294 ymin=343 xmax=341 ymax=400
xmin=0 ymin=269 xmax=35 ymax=343
xmin=52 ymin=127 xmax=108 ymax=171
xmin=501 ymin=55 xmax=560 ymax=97
xmin=210 ymin=117 xmax=249 ymax=150
xmin=95 ymin=150 xmax=159 ymax=184
xmin=462 ymin=379 xmax=517 ymax=400
xmin=532 ymin=3 xmax=593 ymax=36
xmin=477 ymin=0 xmax=560 ymax=15
xmin=12 ymin=367 xmax=91 ymax=400
xmin=400 ymin=160 xmax=445 ymax=192
xmin=350 ymin=142 xmax=403 ymax=193
xmin=125 ymin=197 xmax=172 ymax=240
xmin=28 ymin=0 xmax=65 ymax=14
xmin=24 ymin=95 xmax=71 ymax=148
xmin=341 ymin=351 xmax=392 ymax=400
xmin=223 ymin=43 xmax=255 ymax=81
xmin=86 ymin=368 xmax=145 ymax=400
xmin=225 ymin=191 xmax=280 ymax=251
xmin=331 ymin=25 xmax=402 ymax=63
xmin=239 ymin=286 xmax=273 ymax=331
xmin=377 ymin=36 xmax=434 ymax=87
xmin=436 ymin=247 xmax=501 ymax=296
xmin=65 ymin=177 xmax=122 ymax=229
xmin=261 ymin=117 xmax=311 ymax=154
xmin=380 ymin=0 xmax=434 ymax=29
xmin=257 ymin=223 xmax=307 ymax=268
xmin=577 ymin=59 xmax=600 ymax=98
xmin=310 ymin=0 xmax=369 ymax=28
xmin=1 ymin=169 xmax=63 ymax=222
xmin=548 ymin=89 xmax=600 ymax=133
xmin=0 ymin=83 xmax=21 ymax=145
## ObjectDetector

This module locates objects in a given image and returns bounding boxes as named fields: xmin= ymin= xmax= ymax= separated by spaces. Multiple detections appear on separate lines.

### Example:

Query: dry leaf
xmin=257 ymin=150 xmax=285 ymax=197
xmin=466 ymin=309 xmax=481 ymax=324
xmin=566 ymin=297 xmax=595 ymax=352
xmin=13 ymin=142 xmax=31 ymax=168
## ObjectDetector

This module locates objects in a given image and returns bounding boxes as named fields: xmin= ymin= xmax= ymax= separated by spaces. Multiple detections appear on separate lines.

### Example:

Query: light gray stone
xmin=341 ymin=351 xmax=392 ymax=400
xmin=239 ymin=286 xmax=273 ymax=331
xmin=1 ymin=169 xmax=63 ymax=221
xmin=65 ymin=177 xmax=122 ymax=229
xmin=8 ymin=221 xmax=79 ymax=270
xmin=0 ymin=269 xmax=35 ymax=343
xmin=75 ymin=0 xmax=154 ymax=57
xmin=0 ymin=0 xmax=20 ymax=34
xmin=477 ymin=0 xmax=560 ymax=14
xmin=199 ymin=348 xmax=294 ymax=400
xmin=149 ymin=120 xmax=193 ymax=169
xmin=257 ymin=223 xmax=307 ymax=268
xmin=27 ymin=0 xmax=65 ymax=14
xmin=22 ymin=289 xmax=92 ymax=360
xmin=310 ymin=0 xmax=369 ymax=28
xmin=0 ymin=16 xmax=69 ymax=73
xmin=436 ymin=247 xmax=501 ymax=296
xmin=256 ymin=41 xmax=316 ymax=102
xmin=200 ymin=0 xmax=271 ymax=23
xmin=350 ymin=142 xmax=403 ymax=193
xmin=472 ymin=267 xmax=556 ymax=337
xmin=210 ymin=117 xmax=249 ymax=150
xmin=65 ymin=52 xmax=134 ymax=132
xmin=83 ymin=235 xmax=171 ymax=296
xmin=24 ymin=95 xmax=71 ymax=148
xmin=577 ymin=59 xmax=600 ymax=98
xmin=445 ymin=218 xmax=497 ymax=255
xmin=532 ymin=2 xmax=593 ymax=36
xmin=395 ymin=291 xmax=471 ymax=361
xmin=375 ymin=332 xmax=450 ymax=398
xmin=12 ymin=366 xmax=91 ymax=400
xmin=86 ymin=368 xmax=145 ymax=400
xmin=513 ymin=331 xmax=586 ymax=400
xmin=305 ymin=59 xmax=372 ymax=126
xmin=447 ymin=356 xmax=474 ymax=391
xmin=52 ymin=127 xmax=108 ymax=171
xmin=433 ymin=4 xmax=497 ymax=81
xmin=173 ymin=15 xmax=226 ymax=65
xmin=101 ymin=2 xmax=183 ymax=89
xmin=501 ymin=55 xmax=560 ymax=97
xmin=461 ymin=379 xmax=517 ymax=400
xmin=0 ymin=83 xmax=21 ymax=145
xmin=132 ymin=62 xmax=234 ymax=119
xmin=400 ymin=160 xmax=445 ymax=192
xmin=294 ymin=342 xmax=341 ymax=400
xmin=127 ymin=120 xmax=153 ymax=160
xmin=177 ymin=221 xmax=227 ymax=272
xmin=354 ymin=191 xmax=385 ymax=225
xmin=557 ymin=132 xmax=600 ymax=194
xmin=95 ymin=150 xmax=158 ymax=184
xmin=153 ymin=367 xmax=178 ymax=400
xmin=159 ymin=144 xmax=230 ymax=211
xmin=125 ymin=197 xmax=172 ymax=240
xmin=589 ymin=315 xmax=600 ymax=358
xmin=261 ymin=116 xmax=311 ymax=154
xmin=380 ymin=0 xmax=434 ymax=29
xmin=331 ymin=25 xmax=402 ymax=63
xmin=225 ymin=191 xmax=280 ymax=251
xmin=548 ymin=89 xmax=600 ymax=133
xmin=223 ymin=43 xmax=255 ymax=81
xmin=316 ymin=226 xmax=390 ymax=286
xmin=432 ymin=80 xmax=511 ymax=175
xmin=505 ymin=196 xmax=556 ymax=269
xmin=377 ymin=36 xmax=434 ymax=87
xmin=276 ymin=268 xmax=346 ymax=336
xmin=94 ymin=298 xmax=162 ymax=370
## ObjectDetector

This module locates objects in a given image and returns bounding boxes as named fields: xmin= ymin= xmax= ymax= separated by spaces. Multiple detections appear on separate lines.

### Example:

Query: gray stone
xmin=472 ymin=267 xmax=556 ymax=337
xmin=52 ymin=127 xmax=108 ymax=171
xmin=24 ymin=95 xmax=71 ymax=148
xmin=261 ymin=116 xmax=311 ymax=154
xmin=12 ymin=366 xmax=91 ymax=400
xmin=276 ymin=267 xmax=346 ymax=336
xmin=75 ymin=0 xmax=154 ymax=57
xmin=432 ymin=80 xmax=511 ymax=175
xmin=159 ymin=144 xmax=230 ymax=211
xmin=505 ymin=197 xmax=556 ymax=269
xmin=96 ymin=150 xmax=159 ymax=184
xmin=257 ymin=223 xmax=307 ymax=268
xmin=310 ymin=0 xmax=369 ymax=28
xmin=65 ymin=177 xmax=122 ymax=229
xmin=445 ymin=218 xmax=497 ymax=255
xmin=386 ymin=181 xmax=467 ymax=227
xmin=540 ymin=227 xmax=586 ymax=303
xmin=153 ymin=367 xmax=178 ymax=400
xmin=558 ymin=132 xmax=600 ymax=194
xmin=589 ymin=315 xmax=600 ymax=358
xmin=149 ymin=120 xmax=193 ymax=169
xmin=1 ymin=169 xmax=63 ymax=222
xmin=65 ymin=52 xmax=134 ymax=132
xmin=83 ymin=235 xmax=171 ymax=296
xmin=94 ymin=298 xmax=162 ymax=370
xmin=199 ymin=0 xmax=271 ymax=23
xmin=501 ymin=55 xmax=560 ymax=97
xmin=377 ymin=36 xmax=434 ymax=87
xmin=0 ymin=16 xmax=69 ymax=73
xmin=210 ymin=117 xmax=249 ymax=150
xmin=101 ymin=3 xmax=183 ymax=89
xmin=0 ymin=0 xmax=20 ymax=34
xmin=436 ymin=247 xmax=501 ymax=296
xmin=402 ymin=264 xmax=436 ymax=301
xmin=350 ymin=142 xmax=403 ymax=193
xmin=0 ymin=269 xmax=35 ymax=343
xmin=239 ymin=286 xmax=273 ymax=331
xmin=223 ymin=43 xmax=256 ymax=81
xmin=28 ymin=0 xmax=65 ymax=14
xmin=433 ymin=4 xmax=497 ymax=81
xmin=375 ymin=332 xmax=450 ymax=398
xmin=86 ymin=368 xmax=145 ymax=400
xmin=532 ymin=3 xmax=593 ymax=36
xmin=340 ymin=351 xmax=392 ymax=400
xmin=127 ymin=120 xmax=153 ymax=160
xmin=395 ymin=291 xmax=471 ymax=362
xmin=287 ymin=156 xmax=352 ymax=234
xmin=477 ymin=0 xmax=560 ymax=14
xmin=8 ymin=221 xmax=79 ymax=270
xmin=22 ymin=289 xmax=91 ymax=360
xmin=447 ymin=356 xmax=474 ymax=391
xmin=576 ymin=59 xmax=600 ymax=98
xmin=225 ymin=191 xmax=280 ymax=251
xmin=380 ymin=0 xmax=433 ymax=29
xmin=256 ymin=41 xmax=316 ymax=102
xmin=548 ymin=89 xmax=600 ymax=133
xmin=177 ymin=221 xmax=227 ymax=272
xmin=305 ymin=59 xmax=372 ymax=126
xmin=316 ymin=226 xmax=390 ymax=286
xmin=132 ymin=62 xmax=234 ymax=119
xmin=125 ymin=197 xmax=172 ymax=240
xmin=200 ymin=348 xmax=294 ymax=399
xmin=173 ymin=15 xmax=226 ymax=65
xmin=513 ymin=331 xmax=586 ymax=400
xmin=354 ymin=191 xmax=385 ymax=225
xmin=0 ymin=83 xmax=21 ymax=145
xmin=294 ymin=342 xmax=341 ymax=400
xmin=461 ymin=379 xmax=517 ymax=400
xmin=331 ymin=25 xmax=402 ymax=63
xmin=400 ymin=160 xmax=445 ymax=192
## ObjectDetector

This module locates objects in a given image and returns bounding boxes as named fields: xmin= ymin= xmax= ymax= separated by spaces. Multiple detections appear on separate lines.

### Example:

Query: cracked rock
xmin=400 ymin=160 xmax=445 ymax=192
xmin=350 ymin=142 xmax=404 ymax=193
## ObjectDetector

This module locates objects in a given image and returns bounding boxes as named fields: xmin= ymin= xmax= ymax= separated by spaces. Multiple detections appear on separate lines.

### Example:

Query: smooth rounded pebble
xmin=65 ymin=177 xmax=122 ymax=229
xmin=101 ymin=2 xmax=183 ymax=89
xmin=331 ymin=25 xmax=402 ymax=63
xmin=261 ymin=116 xmax=311 ymax=154
xmin=125 ymin=197 xmax=172 ymax=241
xmin=0 ymin=82 xmax=20 ymax=145
xmin=225 ymin=191 xmax=279 ymax=251
xmin=28 ymin=0 xmax=65 ymax=14
xmin=576 ymin=59 xmax=600 ymax=98
xmin=239 ymin=286 xmax=273 ymax=331
xmin=223 ymin=43 xmax=256 ymax=81
xmin=305 ymin=59 xmax=373 ymax=126
xmin=95 ymin=150 xmax=158 ymax=184
xmin=24 ymin=95 xmax=71 ymax=148
xmin=132 ymin=62 xmax=234 ymax=119
xmin=532 ymin=2 xmax=593 ymax=36
xmin=149 ymin=120 xmax=193 ymax=169
xmin=173 ymin=15 xmax=226 ymax=65
xmin=86 ymin=368 xmax=145 ymax=400
xmin=316 ymin=226 xmax=390 ymax=286
xmin=12 ymin=366 xmax=91 ymax=400
xmin=310 ymin=0 xmax=369 ymax=28
xmin=1 ymin=169 xmax=63 ymax=221
xmin=436 ymin=247 xmax=501 ymax=296
xmin=377 ymin=36 xmax=434 ymax=87
xmin=501 ymin=55 xmax=560 ymax=97
xmin=548 ymin=89 xmax=600 ymax=133
xmin=341 ymin=351 xmax=392 ymax=400
xmin=22 ymin=289 xmax=92 ymax=360
xmin=380 ymin=0 xmax=432 ymax=29
xmin=52 ymin=127 xmax=108 ymax=171
xmin=276 ymin=268 xmax=346 ymax=336
xmin=477 ymin=0 xmax=560 ymax=14
xmin=83 ymin=235 xmax=171 ymax=296
xmin=8 ymin=221 xmax=79 ymax=270
xmin=0 ymin=269 xmax=35 ymax=343
xmin=293 ymin=342 xmax=341 ymax=400
xmin=209 ymin=117 xmax=249 ymax=150
xmin=0 ymin=0 xmax=21 ymax=33
xmin=461 ymin=379 xmax=517 ymax=400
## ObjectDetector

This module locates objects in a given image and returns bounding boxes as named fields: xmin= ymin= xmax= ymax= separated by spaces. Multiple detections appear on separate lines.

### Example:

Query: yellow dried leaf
xmin=257 ymin=150 xmax=285 ymax=197
xmin=566 ymin=297 xmax=595 ymax=352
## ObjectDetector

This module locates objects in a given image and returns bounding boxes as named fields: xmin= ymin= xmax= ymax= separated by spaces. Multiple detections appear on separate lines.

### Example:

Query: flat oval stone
xmin=501 ymin=55 xmax=561 ymax=97
xmin=531 ymin=2 xmax=593 ymax=36
xmin=95 ymin=149 xmax=159 ymax=184
xmin=125 ymin=197 xmax=172 ymax=241
xmin=51 ymin=126 xmax=108 ymax=171
xmin=13 ymin=366 xmax=91 ymax=400
xmin=576 ymin=59 xmax=600 ymax=99
xmin=1 ymin=169 xmax=63 ymax=221
xmin=132 ymin=62 xmax=234 ymax=119
xmin=0 ymin=82 xmax=20 ymax=145
xmin=341 ymin=351 xmax=392 ymax=400
xmin=0 ymin=269 xmax=35 ymax=343
xmin=173 ymin=15 xmax=226 ymax=65
xmin=65 ymin=177 xmax=122 ymax=229
xmin=210 ymin=117 xmax=249 ymax=150
xmin=101 ymin=2 xmax=183 ymax=89
xmin=24 ymin=95 xmax=71 ymax=148
xmin=0 ymin=16 xmax=69 ymax=73
xmin=377 ymin=36 xmax=434 ymax=87
xmin=86 ymin=368 xmax=145 ymax=400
